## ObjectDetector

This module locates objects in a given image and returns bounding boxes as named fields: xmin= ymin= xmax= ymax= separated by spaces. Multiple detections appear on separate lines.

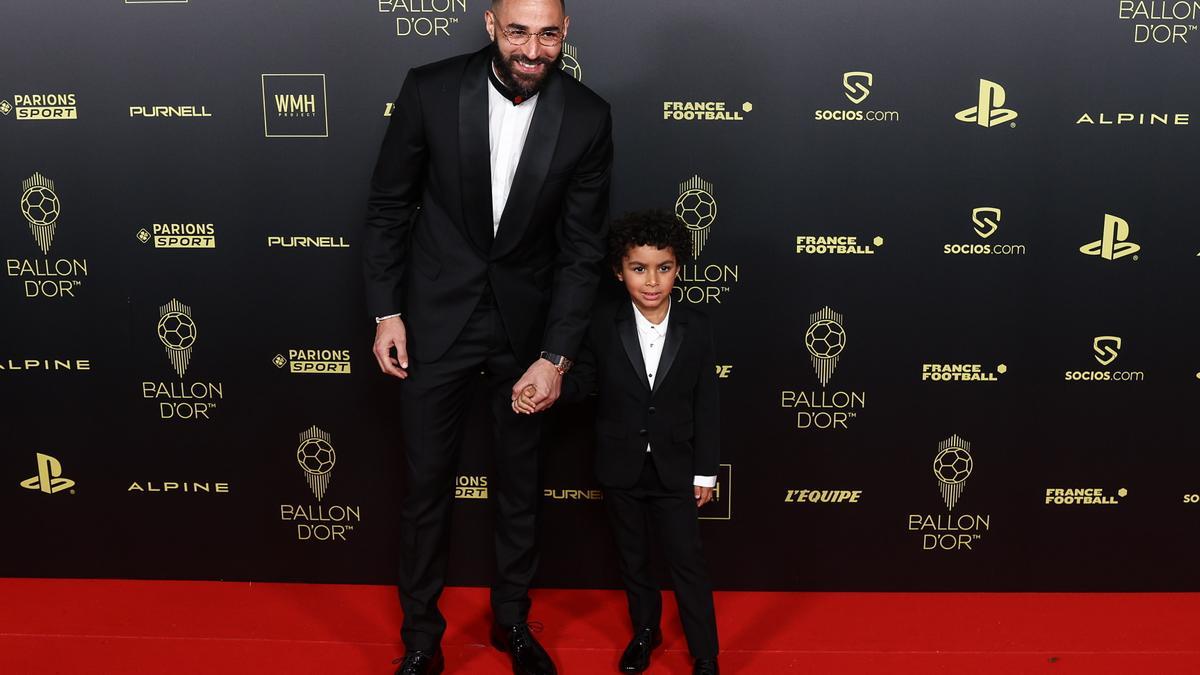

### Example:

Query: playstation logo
xmin=843 ymin=71 xmax=872 ymax=105
xmin=955 ymin=79 xmax=1018 ymax=128
xmin=20 ymin=453 xmax=75 ymax=494
xmin=1080 ymin=214 xmax=1140 ymax=261
xmin=1092 ymin=336 xmax=1122 ymax=366
xmin=971 ymin=207 xmax=1001 ymax=239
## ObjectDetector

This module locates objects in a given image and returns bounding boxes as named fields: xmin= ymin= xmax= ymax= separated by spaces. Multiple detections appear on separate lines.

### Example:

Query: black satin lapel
xmin=491 ymin=71 xmax=564 ymax=258
xmin=652 ymin=310 xmax=687 ymax=395
xmin=459 ymin=48 xmax=494 ymax=254
xmin=616 ymin=306 xmax=650 ymax=390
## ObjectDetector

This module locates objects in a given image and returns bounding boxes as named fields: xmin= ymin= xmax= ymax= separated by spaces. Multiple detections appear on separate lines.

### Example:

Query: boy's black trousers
xmin=604 ymin=454 xmax=719 ymax=659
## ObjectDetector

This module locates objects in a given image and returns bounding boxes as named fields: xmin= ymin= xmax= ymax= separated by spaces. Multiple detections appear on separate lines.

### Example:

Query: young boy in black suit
xmin=516 ymin=209 xmax=721 ymax=674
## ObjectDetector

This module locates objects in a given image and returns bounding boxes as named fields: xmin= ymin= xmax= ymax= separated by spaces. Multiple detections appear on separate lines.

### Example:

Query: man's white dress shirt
xmin=376 ymin=66 xmax=538 ymax=323
xmin=487 ymin=71 xmax=538 ymax=235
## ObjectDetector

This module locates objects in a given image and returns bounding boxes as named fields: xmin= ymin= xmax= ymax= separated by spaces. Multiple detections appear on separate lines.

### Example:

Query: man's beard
xmin=491 ymin=41 xmax=556 ymax=99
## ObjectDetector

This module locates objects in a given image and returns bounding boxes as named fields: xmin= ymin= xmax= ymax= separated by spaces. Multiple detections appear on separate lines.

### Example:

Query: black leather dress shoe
xmin=392 ymin=649 xmax=444 ymax=675
xmin=693 ymin=657 xmax=719 ymax=675
xmin=490 ymin=622 xmax=558 ymax=675
xmin=618 ymin=627 xmax=662 ymax=673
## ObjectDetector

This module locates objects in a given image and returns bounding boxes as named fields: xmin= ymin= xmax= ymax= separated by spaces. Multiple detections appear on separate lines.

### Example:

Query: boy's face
xmin=617 ymin=244 xmax=677 ymax=315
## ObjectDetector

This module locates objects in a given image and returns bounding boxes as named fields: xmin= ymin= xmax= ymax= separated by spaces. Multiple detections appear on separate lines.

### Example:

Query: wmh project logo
xmin=261 ymin=74 xmax=328 ymax=138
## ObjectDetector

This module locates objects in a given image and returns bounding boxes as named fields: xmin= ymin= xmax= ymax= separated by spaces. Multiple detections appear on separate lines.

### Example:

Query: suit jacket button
xmin=638 ymin=429 xmax=648 ymax=436
xmin=648 ymin=406 xmax=656 ymax=415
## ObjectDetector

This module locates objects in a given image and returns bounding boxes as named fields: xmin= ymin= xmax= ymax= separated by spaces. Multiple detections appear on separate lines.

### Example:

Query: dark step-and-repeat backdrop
xmin=3 ymin=1 xmax=1198 ymax=590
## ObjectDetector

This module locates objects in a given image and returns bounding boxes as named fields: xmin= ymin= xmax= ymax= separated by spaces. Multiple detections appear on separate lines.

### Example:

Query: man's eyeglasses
xmin=501 ymin=28 xmax=564 ymax=47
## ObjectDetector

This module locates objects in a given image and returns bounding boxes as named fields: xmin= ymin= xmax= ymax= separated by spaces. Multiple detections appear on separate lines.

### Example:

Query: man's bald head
xmin=492 ymin=0 xmax=565 ymax=9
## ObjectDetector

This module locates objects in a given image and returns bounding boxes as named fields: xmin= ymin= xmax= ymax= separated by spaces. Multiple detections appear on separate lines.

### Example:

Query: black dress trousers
xmin=396 ymin=286 xmax=544 ymax=650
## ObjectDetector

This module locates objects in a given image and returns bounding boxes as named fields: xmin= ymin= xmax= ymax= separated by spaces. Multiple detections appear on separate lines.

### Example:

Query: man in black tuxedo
xmin=526 ymin=211 xmax=720 ymax=675
xmin=363 ymin=0 xmax=612 ymax=672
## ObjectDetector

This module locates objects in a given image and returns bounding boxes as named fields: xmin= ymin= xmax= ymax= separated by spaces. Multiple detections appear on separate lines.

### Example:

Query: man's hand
xmin=373 ymin=316 xmax=409 ymax=379
xmin=511 ymin=358 xmax=562 ymax=413
xmin=694 ymin=486 xmax=714 ymax=508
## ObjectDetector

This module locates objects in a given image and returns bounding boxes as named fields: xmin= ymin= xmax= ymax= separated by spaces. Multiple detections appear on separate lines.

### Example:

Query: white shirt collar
xmin=632 ymin=301 xmax=670 ymax=335
xmin=488 ymin=64 xmax=539 ymax=107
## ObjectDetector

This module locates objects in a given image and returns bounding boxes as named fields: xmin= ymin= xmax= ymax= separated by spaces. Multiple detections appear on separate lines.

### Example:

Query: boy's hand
xmin=512 ymin=359 xmax=562 ymax=412
xmin=511 ymin=384 xmax=538 ymax=415
xmin=694 ymin=486 xmax=714 ymax=508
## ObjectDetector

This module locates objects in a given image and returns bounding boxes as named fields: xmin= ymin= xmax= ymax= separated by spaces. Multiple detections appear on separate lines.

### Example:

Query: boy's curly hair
xmin=607 ymin=209 xmax=692 ymax=269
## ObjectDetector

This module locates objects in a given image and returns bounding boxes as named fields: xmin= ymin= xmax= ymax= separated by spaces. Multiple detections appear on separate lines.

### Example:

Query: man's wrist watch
xmin=539 ymin=351 xmax=573 ymax=375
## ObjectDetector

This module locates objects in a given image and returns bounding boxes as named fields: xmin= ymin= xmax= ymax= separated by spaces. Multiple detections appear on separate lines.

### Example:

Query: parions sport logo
xmin=672 ymin=175 xmax=738 ymax=304
xmin=136 ymin=223 xmax=216 ymax=249
xmin=455 ymin=475 xmax=488 ymax=499
xmin=273 ymin=349 xmax=351 ymax=375
xmin=779 ymin=307 xmax=869 ymax=431
xmin=2 ymin=93 xmax=77 ymax=121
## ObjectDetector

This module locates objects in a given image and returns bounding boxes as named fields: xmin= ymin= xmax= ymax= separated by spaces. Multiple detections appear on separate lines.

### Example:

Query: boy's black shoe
xmin=392 ymin=649 xmax=444 ymax=675
xmin=693 ymin=657 xmax=719 ymax=675
xmin=490 ymin=622 xmax=558 ymax=675
xmin=618 ymin=627 xmax=662 ymax=672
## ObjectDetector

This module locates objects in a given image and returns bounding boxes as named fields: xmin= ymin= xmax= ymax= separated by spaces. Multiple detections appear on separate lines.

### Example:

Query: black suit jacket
xmin=565 ymin=300 xmax=721 ymax=492
xmin=363 ymin=46 xmax=613 ymax=363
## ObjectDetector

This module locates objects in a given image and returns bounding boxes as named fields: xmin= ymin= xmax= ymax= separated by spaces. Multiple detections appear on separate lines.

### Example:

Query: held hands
xmin=694 ymin=486 xmax=714 ymax=508
xmin=373 ymin=316 xmax=409 ymax=379
xmin=510 ymin=358 xmax=562 ymax=414
xmin=512 ymin=384 xmax=538 ymax=414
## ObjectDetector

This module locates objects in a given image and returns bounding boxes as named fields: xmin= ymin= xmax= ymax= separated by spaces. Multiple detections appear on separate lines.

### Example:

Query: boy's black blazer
xmin=565 ymin=299 xmax=720 ymax=491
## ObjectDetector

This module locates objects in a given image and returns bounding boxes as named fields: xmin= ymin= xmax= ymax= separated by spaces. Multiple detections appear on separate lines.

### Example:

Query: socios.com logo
xmin=955 ymin=79 xmax=1018 ymax=128
xmin=843 ymin=71 xmax=872 ymax=104
xmin=971 ymin=207 xmax=1001 ymax=239
xmin=1093 ymin=336 xmax=1122 ymax=366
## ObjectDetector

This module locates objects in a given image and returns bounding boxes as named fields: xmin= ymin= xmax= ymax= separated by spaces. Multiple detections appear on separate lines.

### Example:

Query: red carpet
xmin=1 ymin=579 xmax=1198 ymax=674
